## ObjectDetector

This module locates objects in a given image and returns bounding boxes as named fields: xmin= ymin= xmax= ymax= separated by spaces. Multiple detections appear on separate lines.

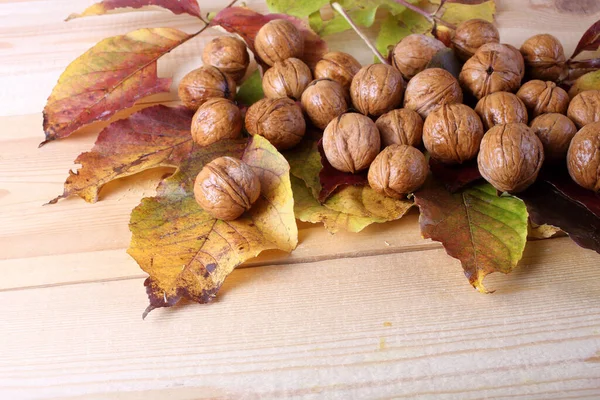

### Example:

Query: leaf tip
xmin=142 ymin=304 xmax=156 ymax=320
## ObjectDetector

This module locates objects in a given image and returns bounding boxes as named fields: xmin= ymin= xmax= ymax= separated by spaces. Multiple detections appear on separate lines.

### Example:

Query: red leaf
xmin=429 ymin=158 xmax=482 ymax=192
xmin=571 ymin=20 xmax=600 ymax=59
xmin=210 ymin=7 xmax=328 ymax=69
xmin=318 ymin=141 xmax=368 ymax=202
xmin=67 ymin=0 xmax=201 ymax=20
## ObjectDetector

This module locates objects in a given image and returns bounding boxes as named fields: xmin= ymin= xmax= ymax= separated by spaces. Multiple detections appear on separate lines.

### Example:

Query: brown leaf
xmin=318 ymin=140 xmax=368 ymax=203
xmin=66 ymin=0 xmax=201 ymax=20
xmin=42 ymin=28 xmax=191 ymax=145
xmin=429 ymin=158 xmax=483 ymax=193
xmin=571 ymin=19 xmax=600 ymax=59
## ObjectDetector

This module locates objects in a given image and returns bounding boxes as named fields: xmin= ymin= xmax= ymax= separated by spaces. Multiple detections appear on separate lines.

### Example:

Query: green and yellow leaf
xmin=66 ymin=0 xmax=201 ymax=20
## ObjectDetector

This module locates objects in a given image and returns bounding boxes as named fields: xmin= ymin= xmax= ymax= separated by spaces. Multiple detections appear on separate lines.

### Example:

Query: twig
xmin=331 ymin=2 xmax=388 ymax=64
xmin=393 ymin=0 xmax=457 ymax=30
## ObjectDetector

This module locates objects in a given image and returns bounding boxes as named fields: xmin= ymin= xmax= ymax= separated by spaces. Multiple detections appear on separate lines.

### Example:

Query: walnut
xmin=255 ymin=19 xmax=304 ymax=66
xmin=191 ymin=98 xmax=242 ymax=146
xmin=350 ymin=64 xmax=404 ymax=117
xmin=530 ymin=113 xmax=577 ymax=161
xmin=375 ymin=109 xmax=423 ymax=148
xmin=262 ymin=58 xmax=312 ymax=100
xmin=516 ymin=80 xmax=569 ymax=118
xmin=452 ymin=19 xmax=500 ymax=61
xmin=391 ymin=34 xmax=445 ymax=80
xmin=300 ymin=79 xmax=348 ymax=129
xmin=477 ymin=123 xmax=544 ymax=193
xmin=368 ymin=144 xmax=428 ymax=198
xmin=567 ymin=90 xmax=600 ymax=128
xmin=567 ymin=121 xmax=600 ymax=192
xmin=474 ymin=92 xmax=528 ymax=131
xmin=201 ymin=36 xmax=249 ymax=82
xmin=245 ymin=97 xmax=306 ymax=150
xmin=520 ymin=34 xmax=567 ymax=81
xmin=194 ymin=156 xmax=261 ymax=221
xmin=459 ymin=43 xmax=522 ymax=99
xmin=178 ymin=66 xmax=236 ymax=111
xmin=403 ymin=68 xmax=463 ymax=118
xmin=504 ymin=43 xmax=525 ymax=80
xmin=323 ymin=113 xmax=381 ymax=173
xmin=314 ymin=51 xmax=361 ymax=90
xmin=423 ymin=104 xmax=484 ymax=164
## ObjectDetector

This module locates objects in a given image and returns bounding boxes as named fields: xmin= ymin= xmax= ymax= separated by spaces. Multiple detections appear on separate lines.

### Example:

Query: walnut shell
xmin=245 ymin=97 xmax=306 ymax=150
xmin=403 ymin=68 xmax=463 ymax=118
xmin=350 ymin=64 xmax=404 ymax=117
xmin=567 ymin=121 xmax=600 ymax=192
xmin=474 ymin=92 xmax=528 ymax=131
xmin=262 ymin=58 xmax=312 ymax=100
xmin=516 ymin=80 xmax=569 ymax=118
xmin=255 ymin=19 xmax=304 ymax=66
xmin=477 ymin=123 xmax=544 ymax=193
xmin=459 ymin=43 xmax=522 ymax=99
xmin=423 ymin=104 xmax=484 ymax=164
xmin=375 ymin=109 xmax=423 ymax=148
xmin=452 ymin=19 xmax=500 ymax=62
xmin=530 ymin=113 xmax=577 ymax=161
xmin=194 ymin=156 xmax=261 ymax=221
xmin=314 ymin=51 xmax=361 ymax=90
xmin=504 ymin=43 xmax=526 ymax=80
xmin=520 ymin=34 xmax=567 ymax=81
xmin=191 ymin=98 xmax=242 ymax=146
xmin=178 ymin=66 xmax=236 ymax=111
xmin=567 ymin=90 xmax=600 ymax=128
xmin=368 ymin=144 xmax=428 ymax=198
xmin=300 ymin=79 xmax=348 ymax=129
xmin=323 ymin=113 xmax=381 ymax=173
xmin=201 ymin=36 xmax=249 ymax=82
xmin=391 ymin=34 xmax=446 ymax=80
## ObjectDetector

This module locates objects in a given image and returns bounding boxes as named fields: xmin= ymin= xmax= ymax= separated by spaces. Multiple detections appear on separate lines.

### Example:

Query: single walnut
xmin=350 ymin=64 xmax=404 ymax=117
xmin=255 ymin=19 xmax=304 ymax=66
xmin=459 ymin=43 xmax=522 ymax=99
xmin=504 ymin=43 xmax=526 ymax=80
xmin=423 ymin=104 xmax=484 ymax=164
xmin=194 ymin=156 xmax=261 ymax=221
xmin=567 ymin=121 xmax=600 ymax=192
xmin=391 ymin=34 xmax=445 ymax=80
xmin=368 ymin=144 xmax=428 ymax=198
xmin=474 ymin=92 xmax=528 ymax=130
xmin=520 ymin=34 xmax=567 ymax=81
xmin=323 ymin=113 xmax=381 ymax=173
xmin=201 ymin=36 xmax=249 ymax=82
xmin=300 ymin=79 xmax=348 ymax=129
xmin=178 ymin=66 xmax=236 ymax=111
xmin=530 ymin=113 xmax=577 ymax=161
xmin=404 ymin=68 xmax=463 ymax=118
xmin=477 ymin=123 xmax=544 ymax=193
xmin=516 ymin=80 xmax=569 ymax=118
xmin=567 ymin=90 xmax=600 ymax=128
xmin=314 ymin=51 xmax=361 ymax=90
xmin=262 ymin=58 xmax=312 ymax=100
xmin=245 ymin=97 xmax=306 ymax=150
xmin=375 ymin=109 xmax=423 ymax=148
xmin=452 ymin=19 xmax=500 ymax=61
xmin=191 ymin=98 xmax=242 ymax=146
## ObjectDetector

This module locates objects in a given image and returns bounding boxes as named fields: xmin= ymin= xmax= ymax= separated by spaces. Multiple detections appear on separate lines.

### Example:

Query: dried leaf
xmin=571 ymin=20 xmax=600 ymax=59
xmin=284 ymin=137 xmax=323 ymax=199
xmin=129 ymin=135 xmax=298 ymax=316
xmin=528 ymin=221 xmax=562 ymax=240
xmin=266 ymin=0 xmax=329 ymax=18
xmin=414 ymin=179 xmax=529 ymax=293
xmin=66 ymin=0 xmax=201 ymax=20
xmin=235 ymin=69 xmax=264 ymax=107
xmin=429 ymin=158 xmax=483 ymax=192
xmin=318 ymin=141 xmax=368 ymax=202
xmin=326 ymin=185 xmax=413 ymax=220
xmin=426 ymin=48 xmax=462 ymax=79
xmin=50 ymin=105 xmax=194 ymax=204
xmin=438 ymin=0 xmax=496 ymax=25
xmin=42 ymin=28 xmax=190 ymax=144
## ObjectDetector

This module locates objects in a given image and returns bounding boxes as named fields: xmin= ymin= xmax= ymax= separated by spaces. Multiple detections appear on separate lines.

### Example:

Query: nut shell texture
xmin=323 ymin=113 xmax=381 ymax=173
xmin=392 ymin=34 xmax=445 ymax=80
xmin=191 ymin=98 xmax=242 ymax=146
xmin=201 ymin=36 xmax=249 ymax=82
xmin=567 ymin=122 xmax=600 ymax=192
xmin=262 ymin=58 xmax=312 ymax=100
xmin=314 ymin=52 xmax=361 ymax=90
xmin=567 ymin=90 xmax=600 ymax=128
xmin=520 ymin=34 xmax=566 ymax=81
xmin=404 ymin=68 xmax=463 ymax=118
xmin=423 ymin=104 xmax=484 ymax=164
xmin=301 ymin=79 xmax=348 ymax=129
xmin=245 ymin=98 xmax=306 ymax=150
xmin=376 ymin=109 xmax=423 ymax=148
xmin=350 ymin=64 xmax=404 ymax=117
xmin=255 ymin=19 xmax=304 ymax=66
xmin=516 ymin=80 xmax=569 ymax=118
xmin=178 ymin=66 xmax=236 ymax=111
xmin=368 ymin=144 xmax=428 ymax=198
xmin=474 ymin=92 xmax=528 ymax=130
xmin=194 ymin=156 xmax=261 ymax=221
xmin=477 ymin=123 xmax=544 ymax=193
xmin=452 ymin=19 xmax=500 ymax=61
xmin=530 ymin=113 xmax=577 ymax=161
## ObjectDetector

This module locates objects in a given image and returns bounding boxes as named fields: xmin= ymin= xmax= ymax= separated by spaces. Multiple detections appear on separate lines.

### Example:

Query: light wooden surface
xmin=1 ymin=1 xmax=600 ymax=399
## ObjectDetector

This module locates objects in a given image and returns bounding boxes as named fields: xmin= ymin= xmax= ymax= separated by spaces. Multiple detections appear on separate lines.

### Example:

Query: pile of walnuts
xmin=178 ymin=17 xmax=600 ymax=221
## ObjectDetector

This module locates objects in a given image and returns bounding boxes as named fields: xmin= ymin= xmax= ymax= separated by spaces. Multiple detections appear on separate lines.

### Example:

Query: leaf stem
xmin=393 ymin=0 xmax=456 ymax=30
xmin=331 ymin=2 xmax=388 ymax=65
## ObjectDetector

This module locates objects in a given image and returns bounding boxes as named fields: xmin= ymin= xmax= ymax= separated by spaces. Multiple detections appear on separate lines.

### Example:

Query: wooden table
xmin=1 ymin=1 xmax=600 ymax=398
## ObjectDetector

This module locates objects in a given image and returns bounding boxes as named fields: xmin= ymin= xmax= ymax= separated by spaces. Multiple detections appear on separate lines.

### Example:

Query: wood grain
xmin=1 ymin=0 xmax=600 ymax=399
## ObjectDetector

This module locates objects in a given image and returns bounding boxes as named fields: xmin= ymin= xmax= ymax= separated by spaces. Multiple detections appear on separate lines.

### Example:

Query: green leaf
xmin=266 ymin=0 xmax=330 ymax=18
xmin=569 ymin=70 xmax=600 ymax=98
xmin=414 ymin=180 xmax=528 ymax=293
xmin=439 ymin=0 xmax=496 ymax=25
xmin=375 ymin=9 xmax=432 ymax=58
xmin=235 ymin=69 xmax=264 ymax=107
xmin=283 ymin=137 xmax=323 ymax=198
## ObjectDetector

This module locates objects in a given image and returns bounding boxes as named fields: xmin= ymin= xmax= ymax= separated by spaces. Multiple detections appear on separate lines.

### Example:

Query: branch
xmin=393 ymin=0 xmax=456 ymax=30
